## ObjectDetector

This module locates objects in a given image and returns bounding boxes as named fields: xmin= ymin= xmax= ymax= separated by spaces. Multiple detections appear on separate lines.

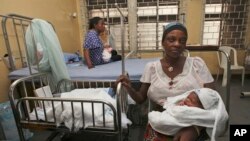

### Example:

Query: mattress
xmin=9 ymin=58 xmax=159 ymax=81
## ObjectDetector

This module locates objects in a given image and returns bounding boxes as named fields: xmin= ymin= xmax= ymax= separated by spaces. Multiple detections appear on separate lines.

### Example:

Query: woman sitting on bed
xmin=83 ymin=17 xmax=121 ymax=69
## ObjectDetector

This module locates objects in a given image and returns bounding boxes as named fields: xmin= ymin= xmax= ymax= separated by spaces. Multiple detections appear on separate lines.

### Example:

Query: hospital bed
xmin=9 ymin=72 xmax=129 ymax=141
xmin=1 ymin=14 xmax=159 ymax=82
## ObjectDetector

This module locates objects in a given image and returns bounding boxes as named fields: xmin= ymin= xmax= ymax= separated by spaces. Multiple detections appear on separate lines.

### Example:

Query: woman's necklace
xmin=164 ymin=58 xmax=174 ymax=72
xmin=163 ymin=58 xmax=175 ymax=89
xmin=168 ymin=65 xmax=173 ymax=72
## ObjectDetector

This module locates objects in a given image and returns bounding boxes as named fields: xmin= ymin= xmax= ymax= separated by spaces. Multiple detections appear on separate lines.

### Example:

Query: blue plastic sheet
xmin=0 ymin=101 xmax=33 ymax=141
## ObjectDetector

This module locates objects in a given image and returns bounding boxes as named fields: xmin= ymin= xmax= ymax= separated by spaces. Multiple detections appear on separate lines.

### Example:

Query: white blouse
xmin=140 ymin=57 xmax=214 ymax=106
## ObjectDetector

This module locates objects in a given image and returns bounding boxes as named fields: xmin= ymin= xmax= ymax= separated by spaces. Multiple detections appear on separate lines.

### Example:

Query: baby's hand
xmin=88 ymin=65 xmax=94 ymax=69
xmin=108 ymin=47 xmax=113 ymax=52
xmin=178 ymin=100 xmax=185 ymax=106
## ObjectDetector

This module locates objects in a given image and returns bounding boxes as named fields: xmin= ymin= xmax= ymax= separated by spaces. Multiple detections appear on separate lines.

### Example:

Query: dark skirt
xmin=111 ymin=50 xmax=121 ymax=61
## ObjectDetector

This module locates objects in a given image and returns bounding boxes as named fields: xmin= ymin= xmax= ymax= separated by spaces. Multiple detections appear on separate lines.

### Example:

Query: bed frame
xmin=1 ymin=14 xmax=34 ymax=72
xmin=9 ymin=72 xmax=128 ymax=141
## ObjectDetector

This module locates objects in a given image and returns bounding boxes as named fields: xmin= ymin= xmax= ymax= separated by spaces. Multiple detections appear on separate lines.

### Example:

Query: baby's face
xmin=182 ymin=91 xmax=203 ymax=108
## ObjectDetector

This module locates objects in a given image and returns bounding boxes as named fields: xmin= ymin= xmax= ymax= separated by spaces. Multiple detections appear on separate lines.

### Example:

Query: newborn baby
xmin=177 ymin=91 xmax=203 ymax=108
xmin=148 ymin=88 xmax=228 ymax=141
xmin=102 ymin=43 xmax=113 ymax=62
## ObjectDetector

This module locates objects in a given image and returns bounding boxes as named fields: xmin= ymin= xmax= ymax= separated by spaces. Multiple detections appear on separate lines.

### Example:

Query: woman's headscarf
xmin=162 ymin=22 xmax=188 ymax=43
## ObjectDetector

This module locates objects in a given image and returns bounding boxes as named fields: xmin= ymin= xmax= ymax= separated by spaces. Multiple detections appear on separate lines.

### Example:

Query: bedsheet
xmin=9 ymin=58 xmax=159 ymax=81
xmin=29 ymin=88 xmax=132 ymax=131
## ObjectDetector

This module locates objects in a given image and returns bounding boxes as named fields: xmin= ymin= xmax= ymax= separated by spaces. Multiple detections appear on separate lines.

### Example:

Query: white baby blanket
xmin=29 ymin=88 xmax=131 ymax=131
xmin=148 ymin=88 xmax=228 ymax=141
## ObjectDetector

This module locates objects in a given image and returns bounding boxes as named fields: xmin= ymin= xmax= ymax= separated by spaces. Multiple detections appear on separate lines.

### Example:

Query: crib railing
xmin=9 ymin=73 xmax=128 ymax=141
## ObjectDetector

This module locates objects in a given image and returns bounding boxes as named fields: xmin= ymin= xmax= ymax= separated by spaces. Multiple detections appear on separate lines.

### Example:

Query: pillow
xmin=103 ymin=87 xmax=115 ymax=97
xmin=63 ymin=53 xmax=80 ymax=64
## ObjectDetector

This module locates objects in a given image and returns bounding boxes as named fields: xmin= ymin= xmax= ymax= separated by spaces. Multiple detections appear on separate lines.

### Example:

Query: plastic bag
xmin=0 ymin=101 xmax=33 ymax=141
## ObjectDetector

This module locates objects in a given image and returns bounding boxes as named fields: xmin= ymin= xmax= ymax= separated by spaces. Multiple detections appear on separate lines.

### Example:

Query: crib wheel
xmin=240 ymin=92 xmax=245 ymax=98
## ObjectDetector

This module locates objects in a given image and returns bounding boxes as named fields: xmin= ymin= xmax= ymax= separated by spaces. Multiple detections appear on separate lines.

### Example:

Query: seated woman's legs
xmin=111 ymin=50 xmax=121 ymax=61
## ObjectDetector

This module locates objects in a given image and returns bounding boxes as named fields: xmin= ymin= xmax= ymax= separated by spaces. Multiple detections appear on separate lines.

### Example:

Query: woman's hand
xmin=116 ymin=74 xmax=132 ymax=90
xmin=173 ymin=126 xmax=199 ymax=141
xmin=116 ymin=74 xmax=149 ymax=104
xmin=88 ymin=64 xmax=94 ymax=69
xmin=83 ymin=49 xmax=94 ymax=69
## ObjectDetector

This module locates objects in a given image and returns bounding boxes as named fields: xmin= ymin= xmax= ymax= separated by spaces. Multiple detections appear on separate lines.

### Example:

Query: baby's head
xmin=181 ymin=88 xmax=220 ymax=110
xmin=194 ymin=88 xmax=220 ymax=110
xmin=181 ymin=91 xmax=203 ymax=108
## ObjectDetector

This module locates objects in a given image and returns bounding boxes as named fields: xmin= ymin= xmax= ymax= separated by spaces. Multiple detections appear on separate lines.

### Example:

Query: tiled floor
xmin=216 ymin=75 xmax=250 ymax=141
xmin=27 ymin=75 xmax=250 ymax=141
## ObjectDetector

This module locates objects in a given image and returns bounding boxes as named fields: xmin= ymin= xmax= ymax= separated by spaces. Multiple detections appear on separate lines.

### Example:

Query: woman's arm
xmin=116 ymin=75 xmax=150 ymax=104
xmin=83 ymin=49 xmax=94 ymax=69
xmin=204 ymin=81 xmax=216 ymax=90
xmin=173 ymin=126 xmax=199 ymax=141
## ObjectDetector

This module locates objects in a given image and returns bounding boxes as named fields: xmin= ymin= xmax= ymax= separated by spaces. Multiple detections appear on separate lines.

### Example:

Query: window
xmin=85 ymin=0 xmax=179 ymax=51
xmin=83 ymin=0 xmax=249 ymax=50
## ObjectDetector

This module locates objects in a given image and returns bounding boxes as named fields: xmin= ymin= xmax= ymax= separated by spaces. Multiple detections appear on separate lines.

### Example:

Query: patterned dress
xmin=84 ymin=30 xmax=105 ymax=65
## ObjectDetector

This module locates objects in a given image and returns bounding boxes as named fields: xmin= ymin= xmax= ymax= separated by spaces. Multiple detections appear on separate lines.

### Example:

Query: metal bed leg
xmin=240 ymin=92 xmax=250 ymax=98
xmin=16 ymin=125 xmax=26 ymax=141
